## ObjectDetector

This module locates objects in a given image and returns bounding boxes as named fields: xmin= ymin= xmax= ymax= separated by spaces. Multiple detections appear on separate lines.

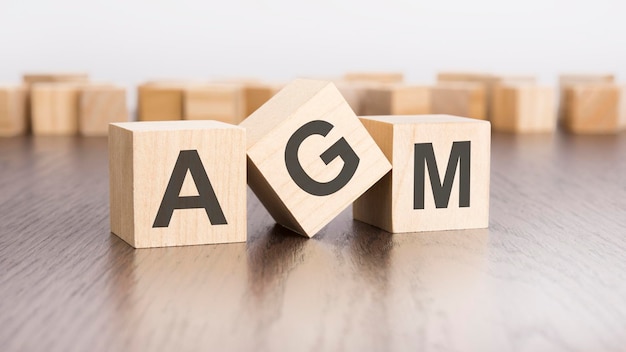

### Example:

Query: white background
xmin=1 ymin=0 xmax=623 ymax=105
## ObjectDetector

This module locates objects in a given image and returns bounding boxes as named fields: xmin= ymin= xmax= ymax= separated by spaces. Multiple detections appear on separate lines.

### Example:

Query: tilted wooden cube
xmin=109 ymin=120 xmax=246 ymax=248
xmin=562 ymin=83 xmax=626 ymax=134
xmin=558 ymin=73 xmax=614 ymax=121
xmin=184 ymin=84 xmax=246 ymax=123
xmin=0 ymin=85 xmax=27 ymax=137
xmin=431 ymin=82 xmax=486 ymax=120
xmin=354 ymin=115 xmax=490 ymax=233
xmin=31 ymin=82 xmax=83 ymax=135
xmin=361 ymin=85 xmax=431 ymax=116
xmin=79 ymin=85 xmax=128 ymax=136
xmin=240 ymin=79 xmax=391 ymax=237
xmin=491 ymin=84 xmax=556 ymax=133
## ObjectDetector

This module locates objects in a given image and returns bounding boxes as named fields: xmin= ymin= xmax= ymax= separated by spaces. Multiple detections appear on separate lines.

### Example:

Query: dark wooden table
xmin=1 ymin=132 xmax=626 ymax=352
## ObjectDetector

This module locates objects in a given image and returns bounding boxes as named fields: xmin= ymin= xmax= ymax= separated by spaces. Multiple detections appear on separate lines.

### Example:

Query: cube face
xmin=563 ymin=84 xmax=626 ymax=134
xmin=109 ymin=121 xmax=246 ymax=248
xmin=31 ymin=83 xmax=81 ymax=135
xmin=79 ymin=86 xmax=128 ymax=136
xmin=354 ymin=115 xmax=490 ymax=233
xmin=241 ymin=79 xmax=391 ymax=237
xmin=362 ymin=86 xmax=430 ymax=116
xmin=138 ymin=84 xmax=184 ymax=121
xmin=492 ymin=85 xmax=556 ymax=133
xmin=184 ymin=85 xmax=245 ymax=123
xmin=558 ymin=74 xmax=614 ymax=120
xmin=431 ymin=82 xmax=486 ymax=120
xmin=0 ymin=86 xmax=27 ymax=137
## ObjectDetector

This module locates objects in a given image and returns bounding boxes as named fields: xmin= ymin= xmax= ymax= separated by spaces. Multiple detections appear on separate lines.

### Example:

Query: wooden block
xmin=0 ymin=85 xmax=27 ymax=137
xmin=239 ymin=79 xmax=391 ymax=237
xmin=31 ymin=83 xmax=82 ymax=135
xmin=430 ymin=82 xmax=486 ymax=120
xmin=558 ymin=74 xmax=615 ymax=121
xmin=137 ymin=82 xmax=188 ymax=121
xmin=23 ymin=73 xmax=89 ymax=85
xmin=361 ymin=84 xmax=431 ymax=116
xmin=79 ymin=85 xmax=128 ymax=136
xmin=354 ymin=115 xmax=491 ymax=233
xmin=344 ymin=72 xmax=404 ymax=84
xmin=184 ymin=84 xmax=246 ymax=123
xmin=109 ymin=120 xmax=246 ymax=248
xmin=242 ymin=83 xmax=282 ymax=118
xmin=562 ymin=83 xmax=626 ymax=134
xmin=437 ymin=72 xmax=535 ymax=119
xmin=491 ymin=84 xmax=556 ymax=133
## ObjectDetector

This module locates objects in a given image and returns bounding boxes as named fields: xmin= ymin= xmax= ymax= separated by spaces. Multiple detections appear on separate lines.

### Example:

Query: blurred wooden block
xmin=137 ymin=82 xmax=188 ymax=121
xmin=184 ymin=84 xmax=245 ymax=123
xmin=361 ymin=85 xmax=430 ymax=116
xmin=109 ymin=120 xmax=246 ymax=248
xmin=562 ymin=83 xmax=626 ymax=134
xmin=431 ymin=82 xmax=486 ymax=120
xmin=354 ymin=115 xmax=491 ymax=233
xmin=23 ymin=73 xmax=89 ymax=85
xmin=437 ymin=72 xmax=535 ymax=119
xmin=31 ymin=83 xmax=82 ymax=135
xmin=344 ymin=72 xmax=404 ymax=84
xmin=0 ymin=85 xmax=27 ymax=137
xmin=491 ymin=84 xmax=556 ymax=133
xmin=79 ymin=85 xmax=128 ymax=136
xmin=240 ymin=79 xmax=391 ymax=237
xmin=242 ymin=83 xmax=282 ymax=118
xmin=558 ymin=74 xmax=615 ymax=121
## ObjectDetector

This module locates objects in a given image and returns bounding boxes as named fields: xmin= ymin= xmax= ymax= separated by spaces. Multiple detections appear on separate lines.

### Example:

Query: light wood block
xmin=79 ymin=85 xmax=128 ymax=136
xmin=31 ymin=83 xmax=82 ymax=135
xmin=491 ymin=84 xmax=556 ymax=133
xmin=354 ymin=115 xmax=491 ymax=233
xmin=558 ymin=74 xmax=615 ymax=121
xmin=431 ymin=82 xmax=486 ymax=120
xmin=0 ymin=85 xmax=27 ymax=137
xmin=109 ymin=120 xmax=246 ymax=248
xmin=239 ymin=79 xmax=391 ymax=238
xmin=23 ymin=73 xmax=89 ymax=85
xmin=243 ymin=83 xmax=282 ymax=118
xmin=137 ymin=82 xmax=188 ymax=121
xmin=562 ymin=83 xmax=626 ymax=134
xmin=437 ymin=72 xmax=535 ymax=119
xmin=361 ymin=84 xmax=431 ymax=116
xmin=184 ymin=84 xmax=246 ymax=123
xmin=344 ymin=72 xmax=404 ymax=84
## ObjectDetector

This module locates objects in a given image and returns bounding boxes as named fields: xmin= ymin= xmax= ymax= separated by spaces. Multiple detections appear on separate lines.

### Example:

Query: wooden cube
xmin=240 ymin=79 xmax=391 ymax=237
xmin=491 ymin=84 xmax=556 ymax=133
xmin=431 ymin=82 xmax=486 ymax=120
xmin=109 ymin=120 xmax=246 ymax=248
xmin=31 ymin=82 xmax=82 ymax=135
xmin=184 ymin=84 xmax=246 ymax=123
xmin=243 ymin=83 xmax=282 ymax=118
xmin=361 ymin=84 xmax=431 ymax=116
xmin=0 ymin=85 xmax=27 ymax=137
xmin=437 ymin=72 xmax=535 ymax=119
xmin=344 ymin=72 xmax=404 ymax=84
xmin=79 ymin=85 xmax=128 ymax=136
xmin=562 ymin=83 xmax=626 ymax=134
xmin=23 ymin=73 xmax=89 ymax=85
xmin=558 ymin=73 xmax=615 ymax=121
xmin=354 ymin=115 xmax=491 ymax=233
xmin=137 ymin=82 xmax=188 ymax=121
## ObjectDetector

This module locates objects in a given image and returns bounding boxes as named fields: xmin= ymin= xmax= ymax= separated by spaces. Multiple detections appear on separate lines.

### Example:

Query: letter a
xmin=153 ymin=150 xmax=227 ymax=228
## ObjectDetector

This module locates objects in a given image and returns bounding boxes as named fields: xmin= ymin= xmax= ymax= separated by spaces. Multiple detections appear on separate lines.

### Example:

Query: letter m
xmin=414 ymin=141 xmax=470 ymax=209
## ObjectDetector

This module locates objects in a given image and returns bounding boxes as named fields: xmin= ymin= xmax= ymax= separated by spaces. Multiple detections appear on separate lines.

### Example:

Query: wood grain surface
xmin=1 ymin=131 xmax=626 ymax=352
